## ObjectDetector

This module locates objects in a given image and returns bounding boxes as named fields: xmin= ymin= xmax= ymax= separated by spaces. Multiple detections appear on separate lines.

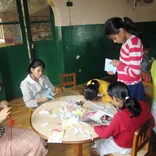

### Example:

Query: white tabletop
xmin=30 ymin=95 xmax=117 ymax=144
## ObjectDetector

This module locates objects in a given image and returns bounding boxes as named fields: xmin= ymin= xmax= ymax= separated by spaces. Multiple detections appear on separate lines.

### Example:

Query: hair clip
xmin=125 ymin=96 xmax=130 ymax=100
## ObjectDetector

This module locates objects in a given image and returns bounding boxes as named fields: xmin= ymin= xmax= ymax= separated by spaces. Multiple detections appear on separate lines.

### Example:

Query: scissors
xmin=75 ymin=101 xmax=84 ymax=107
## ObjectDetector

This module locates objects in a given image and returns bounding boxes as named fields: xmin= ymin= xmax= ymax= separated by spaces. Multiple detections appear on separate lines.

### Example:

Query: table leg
xmin=73 ymin=144 xmax=82 ymax=156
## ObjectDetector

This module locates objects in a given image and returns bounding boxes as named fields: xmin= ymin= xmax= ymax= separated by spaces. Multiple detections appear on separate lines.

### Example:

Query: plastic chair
xmin=107 ymin=119 xmax=153 ymax=156
xmin=59 ymin=72 xmax=80 ymax=96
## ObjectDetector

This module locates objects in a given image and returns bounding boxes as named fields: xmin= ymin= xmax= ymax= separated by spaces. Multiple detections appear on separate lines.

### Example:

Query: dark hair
xmin=104 ymin=17 xmax=142 ymax=40
xmin=84 ymin=80 xmax=99 ymax=101
xmin=27 ymin=59 xmax=45 ymax=74
xmin=143 ymin=43 xmax=150 ymax=51
xmin=107 ymin=82 xmax=142 ymax=118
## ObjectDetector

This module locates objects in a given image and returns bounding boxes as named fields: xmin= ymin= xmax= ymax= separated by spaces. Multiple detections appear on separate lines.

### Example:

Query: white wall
xmin=51 ymin=0 xmax=156 ymax=26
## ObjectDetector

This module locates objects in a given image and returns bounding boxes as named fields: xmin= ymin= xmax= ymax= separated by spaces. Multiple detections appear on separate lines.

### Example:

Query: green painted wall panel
xmin=0 ymin=70 xmax=6 ymax=100
xmin=0 ymin=22 xmax=156 ymax=100
xmin=34 ymin=39 xmax=64 ymax=85
xmin=0 ymin=45 xmax=29 ymax=100
xmin=61 ymin=22 xmax=156 ymax=85
xmin=136 ymin=22 xmax=156 ymax=58
xmin=62 ymin=25 xmax=120 ymax=84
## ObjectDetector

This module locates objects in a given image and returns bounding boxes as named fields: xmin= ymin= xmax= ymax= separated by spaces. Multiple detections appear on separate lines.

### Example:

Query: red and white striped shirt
xmin=117 ymin=35 xmax=143 ymax=85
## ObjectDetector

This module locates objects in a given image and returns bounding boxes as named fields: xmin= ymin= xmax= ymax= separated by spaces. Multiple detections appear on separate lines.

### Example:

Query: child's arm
xmin=93 ymin=114 xmax=124 ymax=139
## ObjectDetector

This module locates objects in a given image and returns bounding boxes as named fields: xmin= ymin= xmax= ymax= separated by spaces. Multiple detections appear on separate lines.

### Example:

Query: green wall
xmin=0 ymin=44 xmax=29 ymax=100
xmin=136 ymin=22 xmax=156 ymax=59
xmin=0 ymin=21 xmax=156 ymax=100
xmin=61 ymin=24 xmax=120 ymax=84
xmin=61 ymin=22 xmax=156 ymax=84
xmin=34 ymin=39 xmax=64 ymax=85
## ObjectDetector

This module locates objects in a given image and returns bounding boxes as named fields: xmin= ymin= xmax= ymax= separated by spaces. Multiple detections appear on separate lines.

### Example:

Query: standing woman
xmin=20 ymin=59 xmax=57 ymax=108
xmin=104 ymin=17 xmax=144 ymax=100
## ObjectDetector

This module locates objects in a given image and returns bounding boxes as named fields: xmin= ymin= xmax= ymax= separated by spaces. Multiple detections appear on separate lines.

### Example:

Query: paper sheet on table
xmin=48 ymin=130 xmax=64 ymax=143
xmin=104 ymin=58 xmax=117 ymax=74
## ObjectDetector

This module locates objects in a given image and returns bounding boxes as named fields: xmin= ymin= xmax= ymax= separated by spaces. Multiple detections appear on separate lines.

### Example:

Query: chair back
xmin=59 ymin=72 xmax=76 ymax=92
xmin=106 ymin=120 xmax=153 ymax=156
xmin=140 ymin=72 xmax=154 ymax=97
xmin=131 ymin=119 xmax=153 ymax=156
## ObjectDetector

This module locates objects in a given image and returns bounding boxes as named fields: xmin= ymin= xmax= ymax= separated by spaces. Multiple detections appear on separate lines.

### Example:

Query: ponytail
xmin=123 ymin=17 xmax=143 ymax=41
xmin=104 ymin=17 xmax=143 ymax=41
xmin=120 ymin=98 xmax=142 ymax=118
xmin=107 ymin=82 xmax=142 ymax=118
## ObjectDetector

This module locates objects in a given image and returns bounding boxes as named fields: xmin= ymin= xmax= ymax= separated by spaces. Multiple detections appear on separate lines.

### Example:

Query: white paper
xmin=89 ymin=110 xmax=105 ymax=121
xmin=39 ymin=110 xmax=49 ymax=115
xmin=104 ymin=58 xmax=117 ymax=74
xmin=48 ymin=131 xmax=64 ymax=143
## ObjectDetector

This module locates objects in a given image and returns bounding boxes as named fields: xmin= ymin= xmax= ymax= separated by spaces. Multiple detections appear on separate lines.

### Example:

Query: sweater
xmin=117 ymin=35 xmax=144 ymax=84
xmin=94 ymin=101 xmax=154 ymax=148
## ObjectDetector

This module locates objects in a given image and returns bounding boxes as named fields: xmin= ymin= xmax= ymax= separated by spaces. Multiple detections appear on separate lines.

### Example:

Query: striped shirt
xmin=117 ymin=35 xmax=143 ymax=85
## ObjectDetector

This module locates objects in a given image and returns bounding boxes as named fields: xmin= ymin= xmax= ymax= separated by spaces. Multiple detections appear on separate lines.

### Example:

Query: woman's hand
xmin=37 ymin=96 xmax=49 ymax=103
xmin=111 ymin=59 xmax=120 ymax=67
xmin=0 ymin=107 xmax=12 ymax=124
xmin=52 ymin=87 xmax=57 ymax=93
xmin=0 ymin=100 xmax=9 ymax=108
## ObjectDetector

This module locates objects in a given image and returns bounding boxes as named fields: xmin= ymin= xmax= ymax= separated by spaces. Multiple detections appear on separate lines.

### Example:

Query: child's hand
xmin=111 ymin=59 xmax=120 ymax=67
xmin=0 ymin=107 xmax=12 ymax=124
xmin=0 ymin=100 xmax=9 ymax=108
xmin=93 ymin=97 xmax=102 ymax=102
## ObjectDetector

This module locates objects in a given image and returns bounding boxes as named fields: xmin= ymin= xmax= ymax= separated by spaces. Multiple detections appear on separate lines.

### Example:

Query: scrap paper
xmin=104 ymin=58 xmax=117 ymax=74
xmin=39 ymin=110 xmax=49 ymax=115
xmin=89 ymin=110 xmax=105 ymax=121
xmin=48 ymin=129 xmax=64 ymax=143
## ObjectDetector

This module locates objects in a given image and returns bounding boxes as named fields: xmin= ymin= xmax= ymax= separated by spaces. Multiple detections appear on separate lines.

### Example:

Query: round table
xmin=30 ymin=95 xmax=116 ymax=156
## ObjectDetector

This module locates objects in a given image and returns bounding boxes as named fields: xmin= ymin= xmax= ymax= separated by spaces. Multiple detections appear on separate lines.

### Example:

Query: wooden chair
xmin=59 ymin=72 xmax=80 ymax=96
xmin=140 ymin=72 xmax=154 ymax=108
xmin=141 ymin=72 xmax=154 ymax=97
xmin=107 ymin=119 xmax=153 ymax=156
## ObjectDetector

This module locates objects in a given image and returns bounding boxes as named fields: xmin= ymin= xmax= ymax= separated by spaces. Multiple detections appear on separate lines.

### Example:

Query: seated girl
xmin=20 ymin=59 xmax=57 ymax=108
xmin=93 ymin=81 xmax=154 ymax=155
xmin=0 ymin=84 xmax=48 ymax=156
xmin=84 ymin=79 xmax=111 ymax=102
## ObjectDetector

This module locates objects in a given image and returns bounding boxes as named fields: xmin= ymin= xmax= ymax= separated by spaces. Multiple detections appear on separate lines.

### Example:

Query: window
xmin=0 ymin=18 xmax=5 ymax=43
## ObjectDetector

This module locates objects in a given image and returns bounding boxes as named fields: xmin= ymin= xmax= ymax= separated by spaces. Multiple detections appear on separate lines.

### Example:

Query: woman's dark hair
xmin=84 ymin=80 xmax=99 ymax=101
xmin=27 ymin=59 xmax=45 ymax=74
xmin=107 ymin=81 xmax=142 ymax=118
xmin=104 ymin=17 xmax=142 ymax=40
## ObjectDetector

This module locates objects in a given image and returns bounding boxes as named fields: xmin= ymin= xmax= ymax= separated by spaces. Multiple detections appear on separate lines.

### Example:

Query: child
xmin=93 ymin=81 xmax=154 ymax=155
xmin=141 ymin=43 xmax=150 ymax=72
xmin=104 ymin=17 xmax=144 ymax=101
xmin=0 ymin=84 xmax=48 ymax=156
xmin=84 ymin=79 xmax=111 ymax=102
xmin=20 ymin=59 xmax=57 ymax=108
